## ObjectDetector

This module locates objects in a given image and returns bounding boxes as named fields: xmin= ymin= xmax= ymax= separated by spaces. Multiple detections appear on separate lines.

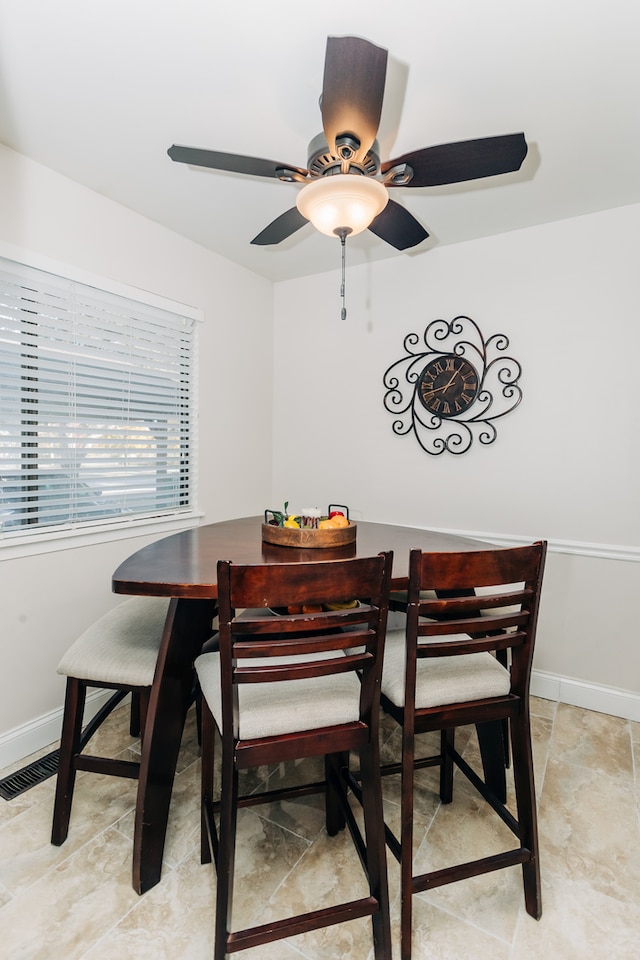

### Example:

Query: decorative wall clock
xmin=383 ymin=315 xmax=522 ymax=455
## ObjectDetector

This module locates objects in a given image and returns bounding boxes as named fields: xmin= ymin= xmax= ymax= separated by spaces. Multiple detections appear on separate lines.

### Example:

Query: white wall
xmin=2 ymin=138 xmax=639 ymax=766
xmin=0 ymin=145 xmax=274 ymax=760
xmin=272 ymin=203 xmax=640 ymax=715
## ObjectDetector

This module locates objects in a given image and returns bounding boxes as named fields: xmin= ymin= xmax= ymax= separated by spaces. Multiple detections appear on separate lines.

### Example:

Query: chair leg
xmin=214 ymin=741 xmax=239 ymax=960
xmin=195 ymin=683 xmax=203 ymax=747
xmin=510 ymin=710 xmax=542 ymax=919
xmin=502 ymin=718 xmax=511 ymax=768
xmin=129 ymin=690 xmax=141 ymax=737
xmin=325 ymin=751 xmax=348 ymax=836
xmin=400 ymin=724 xmax=416 ymax=960
xmin=200 ymin=701 xmax=215 ymax=865
xmin=137 ymin=688 xmax=150 ymax=743
xmin=359 ymin=738 xmax=392 ymax=960
xmin=476 ymin=720 xmax=507 ymax=803
xmin=439 ymin=728 xmax=455 ymax=803
xmin=129 ymin=689 xmax=150 ymax=739
xmin=51 ymin=678 xmax=86 ymax=845
xmin=495 ymin=649 xmax=511 ymax=769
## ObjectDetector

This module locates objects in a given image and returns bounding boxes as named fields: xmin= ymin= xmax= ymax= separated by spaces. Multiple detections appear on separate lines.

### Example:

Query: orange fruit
xmin=331 ymin=514 xmax=349 ymax=528
xmin=319 ymin=517 xmax=338 ymax=529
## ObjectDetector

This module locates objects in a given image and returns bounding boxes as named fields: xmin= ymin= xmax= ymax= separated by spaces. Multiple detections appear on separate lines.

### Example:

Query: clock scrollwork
xmin=382 ymin=316 xmax=522 ymax=455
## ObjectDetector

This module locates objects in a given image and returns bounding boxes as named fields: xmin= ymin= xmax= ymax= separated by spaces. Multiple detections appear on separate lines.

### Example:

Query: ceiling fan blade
xmin=168 ymin=145 xmax=308 ymax=180
xmin=251 ymin=207 xmax=309 ymax=246
xmin=368 ymin=199 xmax=429 ymax=250
xmin=382 ymin=133 xmax=528 ymax=188
xmin=321 ymin=36 xmax=388 ymax=164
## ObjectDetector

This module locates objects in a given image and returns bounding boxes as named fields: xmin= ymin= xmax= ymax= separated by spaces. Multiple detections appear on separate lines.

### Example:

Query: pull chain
xmin=336 ymin=227 xmax=351 ymax=320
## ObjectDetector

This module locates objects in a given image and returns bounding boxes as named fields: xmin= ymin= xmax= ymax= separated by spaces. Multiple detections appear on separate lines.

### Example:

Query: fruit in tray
xmin=318 ymin=513 xmax=348 ymax=529
xmin=265 ymin=503 xmax=349 ymax=529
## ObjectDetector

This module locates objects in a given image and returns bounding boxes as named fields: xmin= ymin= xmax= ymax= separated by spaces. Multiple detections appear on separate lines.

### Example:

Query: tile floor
xmin=0 ymin=698 xmax=638 ymax=959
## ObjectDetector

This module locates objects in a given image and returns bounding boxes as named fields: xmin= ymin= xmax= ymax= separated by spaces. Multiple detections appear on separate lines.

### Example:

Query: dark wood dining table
xmin=112 ymin=514 xmax=501 ymax=894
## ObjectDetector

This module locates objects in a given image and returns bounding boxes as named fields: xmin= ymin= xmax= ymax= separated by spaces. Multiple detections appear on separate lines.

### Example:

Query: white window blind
xmin=0 ymin=256 xmax=197 ymax=539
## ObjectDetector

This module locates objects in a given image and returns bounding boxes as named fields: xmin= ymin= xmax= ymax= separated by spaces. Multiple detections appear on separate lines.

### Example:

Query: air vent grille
xmin=0 ymin=749 xmax=59 ymax=800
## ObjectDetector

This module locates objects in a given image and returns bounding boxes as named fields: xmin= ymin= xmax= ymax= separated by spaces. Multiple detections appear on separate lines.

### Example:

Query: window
xmin=0 ymin=256 xmax=198 ymax=541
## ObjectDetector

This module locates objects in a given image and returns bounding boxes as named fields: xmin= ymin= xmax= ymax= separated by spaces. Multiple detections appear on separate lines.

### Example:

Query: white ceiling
xmin=1 ymin=1 xmax=639 ymax=282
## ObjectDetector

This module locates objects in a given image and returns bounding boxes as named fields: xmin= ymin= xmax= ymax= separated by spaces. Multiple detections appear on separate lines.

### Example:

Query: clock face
xmin=417 ymin=355 xmax=479 ymax=418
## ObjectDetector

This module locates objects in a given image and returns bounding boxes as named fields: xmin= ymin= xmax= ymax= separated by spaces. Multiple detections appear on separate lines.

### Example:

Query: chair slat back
xmin=216 ymin=552 xmax=392 ymax=729
xmin=407 ymin=542 xmax=546 ymax=697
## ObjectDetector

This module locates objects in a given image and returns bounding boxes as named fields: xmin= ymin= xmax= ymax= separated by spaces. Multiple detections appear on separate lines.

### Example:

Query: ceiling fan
xmin=167 ymin=35 xmax=528 ymax=251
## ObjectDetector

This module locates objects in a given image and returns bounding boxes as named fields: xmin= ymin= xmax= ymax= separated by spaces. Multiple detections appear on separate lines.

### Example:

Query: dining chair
xmin=194 ymin=552 xmax=393 ymax=960
xmin=391 ymin=583 xmax=512 ymax=788
xmin=51 ymin=596 xmax=170 ymax=845
xmin=377 ymin=542 xmax=547 ymax=960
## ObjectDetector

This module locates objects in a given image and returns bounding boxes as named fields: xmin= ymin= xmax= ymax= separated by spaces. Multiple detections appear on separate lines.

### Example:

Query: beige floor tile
xmin=530 ymin=714 xmax=554 ymax=796
xmin=538 ymin=756 xmax=640 ymax=904
xmin=379 ymin=708 xmax=399 ymax=746
xmin=394 ymin=895 xmax=511 ymax=960
xmin=82 ymin=854 xmax=215 ymax=960
xmin=530 ymin=696 xmax=557 ymax=720
xmin=84 ymin=849 xmax=303 ymax=960
xmin=116 ymin=758 xmax=201 ymax=870
xmin=378 ymin=725 xmax=468 ymax=824
xmin=0 ymin=826 xmax=141 ymax=960
xmin=381 ymin=768 xmax=441 ymax=825
xmin=250 ymin=790 xmax=327 ymax=843
xmin=255 ymin=827 xmax=377 ymax=960
xmin=226 ymin=806 xmax=313 ymax=931
xmin=282 ymin=916 xmax=378 ymax=960
xmin=411 ymin=776 xmax=526 ymax=942
xmin=0 ymin=775 xmax=56 ymax=828
xmin=0 ymin=773 xmax=137 ymax=897
xmin=0 ymin=881 xmax=11 ymax=909
xmin=381 ymin=791 xmax=439 ymax=862
xmin=262 ymin=753 xmax=326 ymax=793
xmin=549 ymin=704 xmax=634 ymax=781
xmin=84 ymin=700 xmax=140 ymax=758
xmin=0 ymin=742 xmax=59 ymax=831
xmin=173 ymin=705 xmax=204 ymax=775
xmin=511 ymin=874 xmax=640 ymax=959
xmin=459 ymin=713 xmax=551 ymax=802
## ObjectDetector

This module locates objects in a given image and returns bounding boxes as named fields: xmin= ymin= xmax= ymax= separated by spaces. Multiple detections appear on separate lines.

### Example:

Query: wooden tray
xmin=261 ymin=521 xmax=357 ymax=549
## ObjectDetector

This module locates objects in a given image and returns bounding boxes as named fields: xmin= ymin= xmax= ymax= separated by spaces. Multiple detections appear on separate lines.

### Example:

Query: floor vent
xmin=0 ymin=749 xmax=59 ymax=801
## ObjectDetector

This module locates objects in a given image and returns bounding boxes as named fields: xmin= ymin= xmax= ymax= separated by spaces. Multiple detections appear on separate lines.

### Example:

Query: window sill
xmin=0 ymin=511 xmax=205 ymax=561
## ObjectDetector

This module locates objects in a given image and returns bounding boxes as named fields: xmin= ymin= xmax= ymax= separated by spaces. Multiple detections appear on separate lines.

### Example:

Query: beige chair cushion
xmin=195 ymin=649 xmax=362 ymax=740
xmin=56 ymin=597 xmax=169 ymax=687
xmin=381 ymin=628 xmax=511 ymax=709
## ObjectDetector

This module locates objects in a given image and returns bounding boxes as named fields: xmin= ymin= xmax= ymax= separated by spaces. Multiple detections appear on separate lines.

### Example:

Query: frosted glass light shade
xmin=296 ymin=174 xmax=388 ymax=237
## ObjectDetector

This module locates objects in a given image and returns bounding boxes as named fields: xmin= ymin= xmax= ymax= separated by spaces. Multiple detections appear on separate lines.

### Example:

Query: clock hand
xmin=428 ymin=371 xmax=461 ymax=394
xmin=444 ymin=368 xmax=462 ymax=389
xmin=425 ymin=383 xmax=450 ymax=394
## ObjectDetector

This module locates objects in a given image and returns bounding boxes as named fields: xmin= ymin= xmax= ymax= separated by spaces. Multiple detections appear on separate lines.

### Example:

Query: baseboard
xmin=531 ymin=670 xmax=640 ymax=722
xmin=0 ymin=690 xmax=122 ymax=772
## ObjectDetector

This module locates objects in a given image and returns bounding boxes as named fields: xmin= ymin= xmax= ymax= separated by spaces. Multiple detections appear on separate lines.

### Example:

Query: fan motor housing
xmin=306 ymin=133 xmax=380 ymax=179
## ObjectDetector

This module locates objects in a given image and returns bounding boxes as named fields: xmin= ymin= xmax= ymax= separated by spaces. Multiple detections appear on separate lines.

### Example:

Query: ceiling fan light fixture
xmin=296 ymin=174 xmax=388 ymax=238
